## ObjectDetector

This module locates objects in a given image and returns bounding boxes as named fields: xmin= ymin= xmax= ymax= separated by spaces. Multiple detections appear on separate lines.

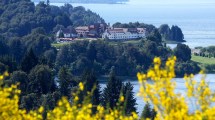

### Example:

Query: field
xmin=51 ymin=42 xmax=71 ymax=49
xmin=191 ymin=55 xmax=215 ymax=65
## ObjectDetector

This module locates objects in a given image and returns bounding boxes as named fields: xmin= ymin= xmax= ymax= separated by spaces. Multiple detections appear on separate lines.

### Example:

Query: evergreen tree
xmin=8 ymin=38 xmax=24 ymax=62
xmin=28 ymin=65 xmax=56 ymax=94
xmin=0 ymin=62 xmax=6 ymax=74
xmin=170 ymin=25 xmax=184 ymax=41
xmin=174 ymin=43 xmax=191 ymax=62
xmin=151 ymin=108 xmax=157 ymax=120
xmin=59 ymin=31 xmax=64 ymax=38
xmin=21 ymin=49 xmax=38 ymax=73
xmin=101 ymin=72 xmax=123 ymax=109
xmin=10 ymin=71 xmax=29 ymax=95
xmin=58 ymin=66 xmax=76 ymax=97
xmin=123 ymin=82 xmax=137 ymax=115
xmin=20 ymin=93 xmax=40 ymax=111
xmin=86 ymin=42 xmax=97 ymax=61
xmin=0 ymin=38 xmax=9 ymax=55
xmin=146 ymin=29 xmax=162 ymax=44
xmin=80 ymin=70 xmax=101 ymax=113
xmin=0 ymin=55 xmax=18 ymax=73
xmin=158 ymin=24 xmax=171 ymax=40
xmin=141 ymin=102 xmax=152 ymax=119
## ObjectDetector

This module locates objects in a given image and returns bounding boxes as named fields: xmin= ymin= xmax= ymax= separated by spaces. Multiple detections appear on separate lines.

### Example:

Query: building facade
xmin=56 ymin=28 xmax=77 ymax=38
xmin=102 ymin=28 xmax=146 ymax=40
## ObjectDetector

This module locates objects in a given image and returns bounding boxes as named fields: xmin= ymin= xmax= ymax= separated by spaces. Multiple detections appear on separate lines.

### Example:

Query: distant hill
xmin=0 ymin=1 xmax=105 ymax=37
xmin=32 ymin=0 xmax=129 ymax=4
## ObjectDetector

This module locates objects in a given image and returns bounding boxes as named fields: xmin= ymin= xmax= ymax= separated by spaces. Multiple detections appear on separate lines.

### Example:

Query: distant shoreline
xmin=33 ymin=1 xmax=128 ymax=4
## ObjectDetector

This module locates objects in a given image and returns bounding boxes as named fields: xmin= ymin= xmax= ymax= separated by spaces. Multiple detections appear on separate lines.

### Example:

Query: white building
xmin=56 ymin=28 xmax=77 ymax=38
xmin=102 ymin=28 xmax=146 ymax=40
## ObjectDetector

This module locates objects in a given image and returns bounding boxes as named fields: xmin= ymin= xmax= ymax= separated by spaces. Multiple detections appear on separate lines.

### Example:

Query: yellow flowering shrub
xmin=137 ymin=57 xmax=215 ymax=120
xmin=1 ymin=56 xmax=215 ymax=119
xmin=0 ymin=74 xmax=138 ymax=120
xmin=0 ymin=72 xmax=43 ymax=119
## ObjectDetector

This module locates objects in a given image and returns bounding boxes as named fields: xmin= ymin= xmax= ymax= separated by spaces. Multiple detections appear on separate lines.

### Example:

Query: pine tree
xmin=58 ymin=66 xmax=75 ymax=97
xmin=101 ymin=72 xmax=123 ymax=109
xmin=141 ymin=102 xmax=152 ymax=119
xmin=123 ymin=82 xmax=137 ymax=115
xmin=151 ymin=108 xmax=157 ymax=120
xmin=80 ymin=70 xmax=100 ymax=112
xmin=21 ymin=49 xmax=38 ymax=73
xmin=10 ymin=71 xmax=28 ymax=95
xmin=82 ymin=70 xmax=100 ymax=105
xmin=59 ymin=31 xmax=64 ymax=38
xmin=28 ymin=65 xmax=55 ymax=94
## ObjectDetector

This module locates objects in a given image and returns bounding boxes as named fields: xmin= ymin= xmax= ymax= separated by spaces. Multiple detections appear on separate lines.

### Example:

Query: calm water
xmin=50 ymin=0 xmax=215 ymax=48
xmin=100 ymin=74 xmax=215 ymax=114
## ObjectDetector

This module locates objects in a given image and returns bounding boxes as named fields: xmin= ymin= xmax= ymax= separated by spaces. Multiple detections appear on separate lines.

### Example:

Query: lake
xmin=100 ymin=74 xmax=215 ymax=114
xmin=49 ymin=0 xmax=215 ymax=48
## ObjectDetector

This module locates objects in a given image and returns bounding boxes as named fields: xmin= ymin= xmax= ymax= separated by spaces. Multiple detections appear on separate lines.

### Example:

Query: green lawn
xmin=122 ymin=40 xmax=141 ymax=44
xmin=51 ymin=43 xmax=71 ymax=48
xmin=191 ymin=55 xmax=215 ymax=65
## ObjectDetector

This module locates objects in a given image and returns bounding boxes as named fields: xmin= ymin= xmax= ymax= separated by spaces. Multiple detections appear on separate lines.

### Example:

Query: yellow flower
xmin=74 ymin=96 xmax=79 ymax=101
xmin=0 ymin=75 xmax=3 ymax=80
xmin=153 ymin=57 xmax=161 ymax=64
xmin=38 ymin=107 xmax=44 ymax=113
xmin=3 ymin=71 xmax=9 ymax=77
xmin=79 ymin=82 xmax=84 ymax=91
xmin=120 ymin=96 xmax=124 ymax=102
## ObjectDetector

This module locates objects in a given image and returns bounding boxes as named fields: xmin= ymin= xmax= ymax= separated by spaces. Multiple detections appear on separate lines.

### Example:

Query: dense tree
xmin=10 ymin=71 xmax=28 ymax=95
xmin=40 ymin=91 xmax=62 ymax=112
xmin=143 ymin=40 xmax=158 ymax=58
xmin=21 ymin=49 xmax=38 ymax=73
xmin=157 ymin=46 xmax=173 ymax=61
xmin=151 ymin=108 xmax=157 ymax=120
xmin=158 ymin=24 xmax=184 ymax=42
xmin=174 ymin=43 xmax=191 ymax=62
xmin=58 ymin=31 xmax=64 ymax=38
xmin=58 ymin=66 xmax=76 ymax=97
xmin=141 ymin=102 xmax=152 ymax=119
xmin=22 ymin=31 xmax=52 ymax=56
xmin=80 ymin=70 xmax=101 ymax=113
xmin=158 ymin=24 xmax=171 ymax=40
xmin=122 ymin=82 xmax=137 ymax=115
xmin=0 ymin=38 xmax=9 ymax=55
xmin=146 ymin=29 xmax=162 ymax=44
xmin=42 ymin=49 xmax=57 ymax=68
xmin=175 ymin=61 xmax=200 ymax=77
xmin=28 ymin=65 xmax=56 ymax=94
xmin=170 ymin=25 xmax=184 ymax=41
xmin=55 ymin=45 xmax=71 ymax=69
xmin=8 ymin=38 xmax=24 ymax=62
xmin=20 ymin=93 xmax=40 ymax=111
xmin=101 ymin=72 xmax=123 ymax=109
xmin=0 ymin=1 xmax=104 ymax=38
xmin=86 ymin=41 xmax=97 ymax=61
xmin=71 ymin=56 xmax=93 ymax=75
xmin=54 ymin=40 xmax=187 ymax=76
xmin=0 ymin=55 xmax=17 ymax=73
xmin=0 ymin=62 xmax=7 ymax=74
